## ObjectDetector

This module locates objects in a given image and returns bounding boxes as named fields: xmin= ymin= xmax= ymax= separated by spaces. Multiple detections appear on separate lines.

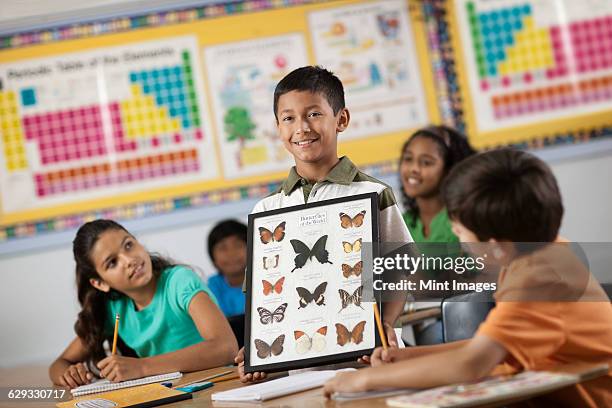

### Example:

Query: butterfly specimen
xmin=254 ymin=334 xmax=285 ymax=359
xmin=341 ymin=261 xmax=363 ymax=278
xmin=338 ymin=285 xmax=364 ymax=312
xmin=263 ymin=255 xmax=280 ymax=270
xmin=290 ymin=235 xmax=333 ymax=272
xmin=335 ymin=321 xmax=367 ymax=346
xmin=259 ymin=222 xmax=286 ymax=244
xmin=262 ymin=277 xmax=285 ymax=296
xmin=342 ymin=238 xmax=362 ymax=253
xmin=295 ymin=282 xmax=328 ymax=309
xmin=294 ymin=326 xmax=327 ymax=354
xmin=257 ymin=303 xmax=288 ymax=324
xmin=339 ymin=210 xmax=366 ymax=229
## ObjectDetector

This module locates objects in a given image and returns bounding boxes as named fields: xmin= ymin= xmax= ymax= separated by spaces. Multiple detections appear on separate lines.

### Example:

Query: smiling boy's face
xmin=276 ymin=90 xmax=349 ymax=169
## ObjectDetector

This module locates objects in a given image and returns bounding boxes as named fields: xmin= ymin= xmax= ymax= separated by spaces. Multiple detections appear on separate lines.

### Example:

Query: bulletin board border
xmin=0 ymin=0 xmax=322 ymax=50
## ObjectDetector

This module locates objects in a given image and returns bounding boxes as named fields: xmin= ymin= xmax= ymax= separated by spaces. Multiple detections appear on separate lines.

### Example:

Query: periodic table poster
xmin=0 ymin=0 xmax=439 ymax=229
xmin=451 ymin=0 xmax=612 ymax=147
xmin=0 ymin=36 xmax=217 ymax=214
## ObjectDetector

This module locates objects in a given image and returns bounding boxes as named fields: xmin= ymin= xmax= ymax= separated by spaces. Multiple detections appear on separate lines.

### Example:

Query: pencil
xmin=111 ymin=313 xmax=120 ymax=355
xmin=373 ymin=302 xmax=388 ymax=350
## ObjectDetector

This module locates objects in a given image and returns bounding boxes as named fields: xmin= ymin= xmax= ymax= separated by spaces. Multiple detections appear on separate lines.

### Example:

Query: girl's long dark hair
xmin=73 ymin=219 xmax=174 ymax=362
xmin=399 ymin=125 xmax=476 ymax=228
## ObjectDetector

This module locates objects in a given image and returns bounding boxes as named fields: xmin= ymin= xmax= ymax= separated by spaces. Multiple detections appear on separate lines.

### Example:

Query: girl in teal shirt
xmin=400 ymin=125 xmax=475 ymax=243
xmin=49 ymin=219 xmax=238 ymax=388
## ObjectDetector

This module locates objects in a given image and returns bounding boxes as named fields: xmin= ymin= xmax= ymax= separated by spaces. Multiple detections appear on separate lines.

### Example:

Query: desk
xmin=1 ymin=362 xmax=607 ymax=408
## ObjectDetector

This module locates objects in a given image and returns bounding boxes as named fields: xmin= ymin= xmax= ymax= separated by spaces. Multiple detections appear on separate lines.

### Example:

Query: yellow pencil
xmin=373 ymin=302 xmax=388 ymax=350
xmin=111 ymin=313 xmax=120 ymax=355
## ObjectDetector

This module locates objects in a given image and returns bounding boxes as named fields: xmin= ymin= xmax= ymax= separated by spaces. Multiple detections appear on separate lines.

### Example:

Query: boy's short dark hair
xmin=442 ymin=148 xmax=563 ymax=242
xmin=207 ymin=219 xmax=247 ymax=262
xmin=273 ymin=66 xmax=345 ymax=120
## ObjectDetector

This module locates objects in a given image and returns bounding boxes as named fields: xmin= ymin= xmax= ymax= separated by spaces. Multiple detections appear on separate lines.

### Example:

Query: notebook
xmin=385 ymin=371 xmax=579 ymax=408
xmin=70 ymin=372 xmax=182 ymax=397
xmin=211 ymin=369 xmax=355 ymax=402
xmin=57 ymin=383 xmax=191 ymax=408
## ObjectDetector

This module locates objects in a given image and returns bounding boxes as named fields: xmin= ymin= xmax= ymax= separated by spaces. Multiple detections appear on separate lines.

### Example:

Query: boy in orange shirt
xmin=324 ymin=149 xmax=612 ymax=407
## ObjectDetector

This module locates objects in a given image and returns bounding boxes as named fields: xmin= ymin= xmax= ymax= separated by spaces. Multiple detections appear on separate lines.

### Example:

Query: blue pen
xmin=176 ymin=381 xmax=214 ymax=393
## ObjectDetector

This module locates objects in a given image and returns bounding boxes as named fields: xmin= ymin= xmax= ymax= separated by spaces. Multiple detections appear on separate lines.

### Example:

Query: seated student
xmin=206 ymin=220 xmax=248 ymax=317
xmin=49 ymin=219 xmax=237 ymax=388
xmin=324 ymin=149 xmax=612 ymax=407
xmin=399 ymin=125 xmax=474 ymax=243
xmin=399 ymin=125 xmax=475 ymax=344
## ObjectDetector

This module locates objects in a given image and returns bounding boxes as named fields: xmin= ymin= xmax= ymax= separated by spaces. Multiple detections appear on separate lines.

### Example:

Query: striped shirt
xmin=251 ymin=156 xmax=413 ymax=249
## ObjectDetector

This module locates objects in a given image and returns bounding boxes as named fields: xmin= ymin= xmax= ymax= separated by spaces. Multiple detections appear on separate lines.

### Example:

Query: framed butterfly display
xmin=245 ymin=192 xmax=381 ymax=373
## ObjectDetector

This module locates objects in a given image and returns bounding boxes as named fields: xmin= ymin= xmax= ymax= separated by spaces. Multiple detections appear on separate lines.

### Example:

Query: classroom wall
xmin=1 ymin=150 xmax=611 ymax=367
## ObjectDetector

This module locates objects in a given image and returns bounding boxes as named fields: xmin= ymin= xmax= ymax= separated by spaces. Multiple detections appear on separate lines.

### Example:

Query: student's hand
xmin=358 ymin=322 xmax=399 ymax=365
xmin=97 ymin=355 xmax=144 ymax=382
xmin=234 ymin=347 xmax=267 ymax=383
xmin=323 ymin=370 xmax=370 ymax=398
xmin=59 ymin=362 xmax=93 ymax=389
xmin=370 ymin=346 xmax=401 ymax=366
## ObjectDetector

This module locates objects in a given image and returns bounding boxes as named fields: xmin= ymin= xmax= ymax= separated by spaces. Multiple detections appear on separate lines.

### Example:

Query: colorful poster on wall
xmin=308 ymin=0 xmax=429 ymax=140
xmin=454 ymin=0 xmax=612 ymax=133
xmin=0 ymin=36 xmax=217 ymax=214
xmin=204 ymin=34 xmax=307 ymax=180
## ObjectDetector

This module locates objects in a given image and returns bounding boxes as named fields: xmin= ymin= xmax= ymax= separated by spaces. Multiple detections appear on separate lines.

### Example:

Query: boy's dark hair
xmin=207 ymin=219 xmax=248 ymax=263
xmin=442 ymin=148 xmax=563 ymax=242
xmin=400 ymin=125 xmax=475 ymax=227
xmin=273 ymin=66 xmax=345 ymax=120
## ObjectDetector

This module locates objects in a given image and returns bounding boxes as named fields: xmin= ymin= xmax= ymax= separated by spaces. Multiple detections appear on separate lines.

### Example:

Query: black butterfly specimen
xmin=259 ymin=222 xmax=286 ymax=244
xmin=296 ymin=282 xmax=328 ymax=309
xmin=340 ymin=210 xmax=366 ymax=228
xmin=338 ymin=285 xmax=364 ymax=312
xmin=257 ymin=303 xmax=288 ymax=325
xmin=290 ymin=235 xmax=333 ymax=272
xmin=254 ymin=334 xmax=285 ymax=359
xmin=335 ymin=321 xmax=366 ymax=346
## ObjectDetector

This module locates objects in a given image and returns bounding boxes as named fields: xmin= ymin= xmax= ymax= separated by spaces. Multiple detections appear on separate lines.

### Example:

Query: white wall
xmin=1 ymin=149 xmax=611 ymax=367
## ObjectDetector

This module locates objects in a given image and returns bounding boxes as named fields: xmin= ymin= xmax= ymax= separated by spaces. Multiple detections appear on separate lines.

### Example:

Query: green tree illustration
xmin=224 ymin=106 xmax=256 ymax=146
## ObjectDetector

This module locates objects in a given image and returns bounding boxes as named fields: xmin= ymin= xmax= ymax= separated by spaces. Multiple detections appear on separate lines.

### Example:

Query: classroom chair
xmin=227 ymin=314 xmax=245 ymax=349
xmin=441 ymin=291 xmax=495 ymax=343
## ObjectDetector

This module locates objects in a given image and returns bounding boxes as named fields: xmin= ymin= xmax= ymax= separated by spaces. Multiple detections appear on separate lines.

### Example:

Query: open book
xmin=70 ymin=372 xmax=182 ymax=397
xmin=212 ymin=369 xmax=355 ymax=402
xmin=386 ymin=371 xmax=579 ymax=408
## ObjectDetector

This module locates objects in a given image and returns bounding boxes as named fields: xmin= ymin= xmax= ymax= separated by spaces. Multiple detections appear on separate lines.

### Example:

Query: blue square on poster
xmin=21 ymin=88 xmax=36 ymax=106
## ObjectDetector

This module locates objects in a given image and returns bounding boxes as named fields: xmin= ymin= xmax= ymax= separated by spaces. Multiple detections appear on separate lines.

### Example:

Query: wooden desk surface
xmin=0 ymin=362 xmax=607 ymax=408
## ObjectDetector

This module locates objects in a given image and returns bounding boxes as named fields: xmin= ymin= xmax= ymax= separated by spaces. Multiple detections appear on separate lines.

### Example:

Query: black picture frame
xmin=244 ymin=192 xmax=381 ymax=374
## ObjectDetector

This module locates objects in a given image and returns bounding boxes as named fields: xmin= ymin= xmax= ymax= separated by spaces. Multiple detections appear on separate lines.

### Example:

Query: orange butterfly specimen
xmin=341 ymin=261 xmax=363 ymax=278
xmin=262 ymin=277 xmax=285 ymax=296
xmin=340 ymin=210 xmax=366 ymax=229
xmin=294 ymin=326 xmax=327 ymax=354
xmin=335 ymin=321 xmax=367 ymax=346
xmin=259 ymin=222 xmax=286 ymax=244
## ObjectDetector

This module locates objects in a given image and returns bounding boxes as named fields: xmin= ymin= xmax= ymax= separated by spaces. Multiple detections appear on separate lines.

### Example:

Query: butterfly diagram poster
xmin=245 ymin=193 xmax=381 ymax=373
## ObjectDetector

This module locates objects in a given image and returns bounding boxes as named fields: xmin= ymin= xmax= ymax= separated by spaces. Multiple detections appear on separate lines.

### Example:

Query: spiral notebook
xmin=70 ymin=372 xmax=182 ymax=397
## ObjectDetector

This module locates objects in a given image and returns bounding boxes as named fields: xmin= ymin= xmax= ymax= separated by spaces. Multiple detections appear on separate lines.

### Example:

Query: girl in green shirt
xmin=399 ymin=126 xmax=475 ymax=344
xmin=49 ymin=219 xmax=238 ymax=388
xmin=399 ymin=125 xmax=475 ymax=243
